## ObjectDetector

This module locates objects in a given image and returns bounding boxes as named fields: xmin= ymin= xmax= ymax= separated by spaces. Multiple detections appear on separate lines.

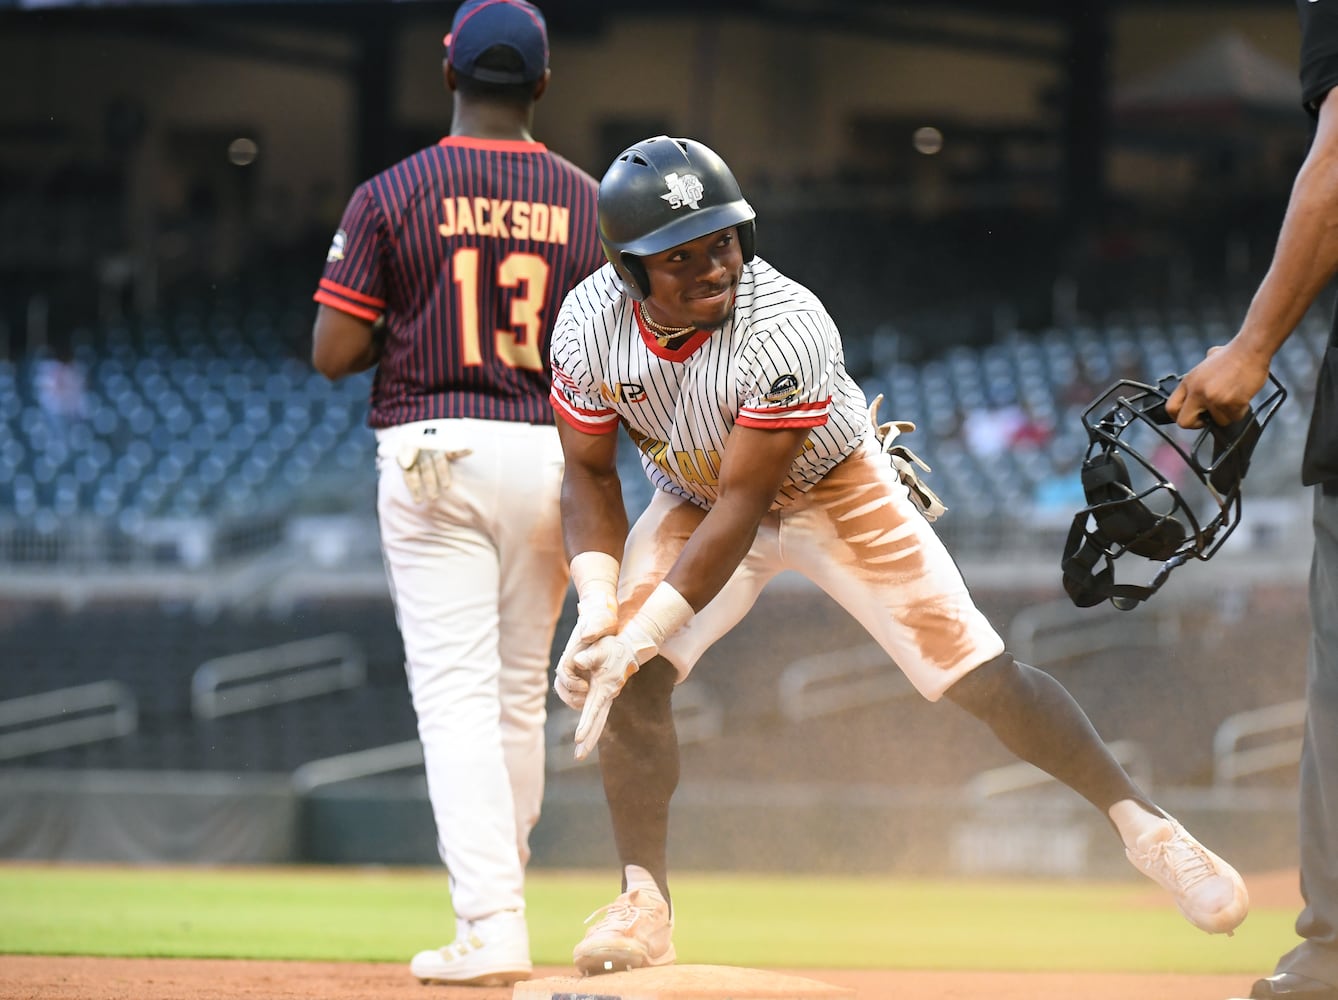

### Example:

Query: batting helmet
xmin=597 ymin=135 xmax=756 ymax=300
xmin=1060 ymin=372 xmax=1286 ymax=610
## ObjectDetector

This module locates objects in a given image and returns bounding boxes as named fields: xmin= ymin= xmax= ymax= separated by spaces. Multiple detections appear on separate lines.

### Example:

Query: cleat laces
xmin=1148 ymin=834 xmax=1217 ymax=893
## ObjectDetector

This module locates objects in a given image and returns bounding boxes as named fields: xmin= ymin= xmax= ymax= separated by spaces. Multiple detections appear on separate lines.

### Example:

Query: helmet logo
xmin=660 ymin=172 xmax=705 ymax=210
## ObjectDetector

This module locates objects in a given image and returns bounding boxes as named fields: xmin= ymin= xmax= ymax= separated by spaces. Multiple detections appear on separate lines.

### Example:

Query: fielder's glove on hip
xmin=396 ymin=427 xmax=472 ymax=504
xmin=868 ymin=393 xmax=948 ymax=521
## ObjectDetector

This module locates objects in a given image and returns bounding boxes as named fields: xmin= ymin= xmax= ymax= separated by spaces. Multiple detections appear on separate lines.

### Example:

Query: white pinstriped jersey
xmin=549 ymin=257 xmax=870 ymax=510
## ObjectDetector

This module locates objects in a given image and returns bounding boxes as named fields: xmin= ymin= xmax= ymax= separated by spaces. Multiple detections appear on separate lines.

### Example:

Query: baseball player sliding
xmin=547 ymin=135 xmax=1249 ymax=976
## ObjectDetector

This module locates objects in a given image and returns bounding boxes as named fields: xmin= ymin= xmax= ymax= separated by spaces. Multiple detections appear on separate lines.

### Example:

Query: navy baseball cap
xmin=445 ymin=0 xmax=549 ymax=84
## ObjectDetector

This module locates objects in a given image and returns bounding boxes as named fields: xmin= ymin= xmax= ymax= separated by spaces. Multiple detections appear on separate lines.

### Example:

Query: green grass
xmin=0 ymin=864 xmax=1302 ymax=973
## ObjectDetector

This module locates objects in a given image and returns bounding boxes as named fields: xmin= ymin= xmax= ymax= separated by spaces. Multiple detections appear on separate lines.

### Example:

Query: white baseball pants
xmin=622 ymin=435 xmax=1006 ymax=701
xmin=376 ymin=418 xmax=568 ymax=922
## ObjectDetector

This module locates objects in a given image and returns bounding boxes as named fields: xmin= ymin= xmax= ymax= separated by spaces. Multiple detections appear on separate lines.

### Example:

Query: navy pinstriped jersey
xmin=315 ymin=136 xmax=603 ymax=428
xmin=550 ymin=257 xmax=870 ymax=511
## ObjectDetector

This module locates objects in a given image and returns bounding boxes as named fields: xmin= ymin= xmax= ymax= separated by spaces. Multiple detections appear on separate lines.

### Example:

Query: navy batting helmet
xmin=597 ymin=135 xmax=756 ymax=300
xmin=1061 ymin=372 xmax=1286 ymax=610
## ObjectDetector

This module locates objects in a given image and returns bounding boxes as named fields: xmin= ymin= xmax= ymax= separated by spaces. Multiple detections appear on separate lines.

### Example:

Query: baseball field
xmin=0 ymin=862 xmax=1306 ymax=999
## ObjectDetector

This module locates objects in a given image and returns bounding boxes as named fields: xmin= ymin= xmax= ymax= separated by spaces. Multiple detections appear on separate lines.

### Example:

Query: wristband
xmin=626 ymin=581 xmax=695 ymax=663
xmin=570 ymin=550 xmax=620 ymax=598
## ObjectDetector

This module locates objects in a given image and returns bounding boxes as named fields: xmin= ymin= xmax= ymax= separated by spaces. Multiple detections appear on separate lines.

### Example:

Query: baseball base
xmin=512 ymin=964 xmax=856 ymax=1000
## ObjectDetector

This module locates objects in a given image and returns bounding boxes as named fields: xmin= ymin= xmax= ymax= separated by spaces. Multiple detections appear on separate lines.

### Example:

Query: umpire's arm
xmin=1168 ymin=85 xmax=1338 ymax=428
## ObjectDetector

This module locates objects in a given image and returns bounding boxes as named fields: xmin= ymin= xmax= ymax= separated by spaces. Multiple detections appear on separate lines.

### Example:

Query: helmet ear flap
xmin=738 ymin=219 xmax=756 ymax=262
xmin=1082 ymin=451 xmax=1186 ymax=561
xmin=614 ymin=252 xmax=651 ymax=301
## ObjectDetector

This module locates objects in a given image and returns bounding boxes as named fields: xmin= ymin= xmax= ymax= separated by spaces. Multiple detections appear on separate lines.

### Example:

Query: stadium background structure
xmin=0 ymin=0 xmax=1322 ymax=880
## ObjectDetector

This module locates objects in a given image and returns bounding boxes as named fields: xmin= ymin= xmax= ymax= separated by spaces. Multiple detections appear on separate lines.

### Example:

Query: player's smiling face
xmin=643 ymin=227 xmax=743 ymax=330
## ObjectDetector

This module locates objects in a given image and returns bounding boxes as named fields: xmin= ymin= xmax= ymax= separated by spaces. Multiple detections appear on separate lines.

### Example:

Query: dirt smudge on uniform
xmin=812 ymin=451 xmax=925 ymax=580
xmin=897 ymin=602 xmax=979 ymax=673
xmin=810 ymin=448 xmax=985 ymax=675
xmin=621 ymin=498 xmax=706 ymax=625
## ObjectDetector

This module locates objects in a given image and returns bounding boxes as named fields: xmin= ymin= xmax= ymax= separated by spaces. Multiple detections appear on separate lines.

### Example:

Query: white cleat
xmin=409 ymin=908 xmax=532 ymax=986
xmin=573 ymin=887 xmax=675 ymax=977
xmin=1125 ymin=817 xmax=1249 ymax=935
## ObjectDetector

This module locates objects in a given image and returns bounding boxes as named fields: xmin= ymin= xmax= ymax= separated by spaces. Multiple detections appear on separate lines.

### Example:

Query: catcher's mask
xmin=596 ymin=135 xmax=756 ymax=301
xmin=1061 ymin=372 xmax=1286 ymax=610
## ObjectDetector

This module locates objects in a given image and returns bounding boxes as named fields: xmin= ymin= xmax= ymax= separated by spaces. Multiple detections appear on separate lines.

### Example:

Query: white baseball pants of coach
xmin=622 ymin=435 xmax=1006 ymax=701
xmin=375 ymin=418 xmax=569 ymax=924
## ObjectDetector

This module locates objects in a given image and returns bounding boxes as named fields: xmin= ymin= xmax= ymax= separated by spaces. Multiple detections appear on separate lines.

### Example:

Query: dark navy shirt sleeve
xmin=1299 ymin=0 xmax=1338 ymax=113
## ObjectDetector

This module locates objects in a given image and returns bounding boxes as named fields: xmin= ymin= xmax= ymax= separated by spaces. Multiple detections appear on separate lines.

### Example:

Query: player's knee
xmin=607 ymin=656 xmax=676 ymax=736
xmin=942 ymin=651 xmax=1020 ymax=715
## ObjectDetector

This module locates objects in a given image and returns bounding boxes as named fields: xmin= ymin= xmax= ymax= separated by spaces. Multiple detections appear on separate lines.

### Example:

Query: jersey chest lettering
xmin=624 ymin=426 xmax=721 ymax=489
xmin=438 ymin=197 xmax=570 ymax=244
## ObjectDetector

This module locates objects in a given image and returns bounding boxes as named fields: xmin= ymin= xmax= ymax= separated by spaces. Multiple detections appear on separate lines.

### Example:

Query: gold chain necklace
xmin=639 ymin=303 xmax=695 ymax=347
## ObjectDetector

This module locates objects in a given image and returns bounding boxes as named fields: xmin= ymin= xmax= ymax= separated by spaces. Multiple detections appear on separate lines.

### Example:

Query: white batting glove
xmin=867 ymin=393 xmax=948 ymax=522
xmin=555 ymin=590 xmax=618 ymax=710
xmin=568 ymin=582 xmax=695 ymax=761
xmin=572 ymin=621 xmax=656 ymax=761
xmin=555 ymin=552 xmax=622 ymax=711
xmin=396 ymin=428 xmax=472 ymax=504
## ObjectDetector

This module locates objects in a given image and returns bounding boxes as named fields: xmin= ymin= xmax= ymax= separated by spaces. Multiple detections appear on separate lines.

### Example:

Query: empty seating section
xmin=1 ymin=309 xmax=373 ymax=532
xmin=0 ymin=291 xmax=1323 ymax=543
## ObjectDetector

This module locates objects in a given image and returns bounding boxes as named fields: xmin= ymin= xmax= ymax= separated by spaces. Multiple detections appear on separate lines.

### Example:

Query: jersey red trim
xmin=635 ymin=303 xmax=712 ymax=359
xmin=313 ymin=288 xmax=381 ymax=322
xmin=319 ymin=278 xmax=385 ymax=308
xmin=550 ymin=390 xmax=620 ymax=434
xmin=438 ymin=135 xmax=550 ymax=154
xmin=736 ymin=413 xmax=828 ymax=430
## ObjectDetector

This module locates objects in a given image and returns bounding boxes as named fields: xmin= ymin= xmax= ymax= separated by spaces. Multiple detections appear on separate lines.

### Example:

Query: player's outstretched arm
xmin=663 ymin=424 xmax=810 ymax=609
xmin=555 ymin=418 xmax=627 ymax=561
xmin=553 ymin=419 xmax=630 ymax=726
xmin=564 ymin=423 xmax=809 ymax=759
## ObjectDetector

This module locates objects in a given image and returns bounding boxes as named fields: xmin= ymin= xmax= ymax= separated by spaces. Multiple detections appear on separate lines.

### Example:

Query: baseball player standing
xmin=1170 ymin=4 xmax=1338 ymax=998
xmin=311 ymin=0 xmax=602 ymax=986
xmin=548 ymin=135 xmax=1249 ymax=976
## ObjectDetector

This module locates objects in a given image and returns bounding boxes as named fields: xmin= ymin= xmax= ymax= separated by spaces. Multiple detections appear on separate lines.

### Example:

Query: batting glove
xmin=555 ymin=552 xmax=621 ymax=711
xmin=868 ymin=393 xmax=948 ymax=522
xmin=569 ymin=582 xmax=694 ymax=761
xmin=572 ymin=622 xmax=655 ymax=761
xmin=396 ymin=428 xmax=472 ymax=504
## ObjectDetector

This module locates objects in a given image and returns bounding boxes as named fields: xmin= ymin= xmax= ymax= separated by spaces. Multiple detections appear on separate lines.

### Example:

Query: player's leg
xmin=573 ymin=492 xmax=779 ymax=975
xmin=789 ymin=439 xmax=1246 ymax=934
xmin=377 ymin=421 xmax=530 ymax=986
xmin=1252 ymin=490 xmax=1338 ymax=998
xmin=574 ymin=655 xmax=680 ymax=976
xmin=495 ymin=423 xmax=570 ymax=870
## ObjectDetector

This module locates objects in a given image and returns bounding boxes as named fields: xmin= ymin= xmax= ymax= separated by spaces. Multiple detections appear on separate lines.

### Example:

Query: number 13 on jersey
xmin=451 ymin=248 xmax=551 ymax=371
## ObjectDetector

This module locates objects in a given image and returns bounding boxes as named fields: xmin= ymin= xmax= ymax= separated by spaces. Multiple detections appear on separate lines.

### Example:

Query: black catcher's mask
xmin=1061 ymin=372 xmax=1287 ymax=610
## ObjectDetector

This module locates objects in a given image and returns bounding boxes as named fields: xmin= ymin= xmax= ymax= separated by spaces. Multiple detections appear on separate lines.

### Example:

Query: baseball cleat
xmin=409 ymin=908 xmax=531 ymax=986
xmin=573 ymin=887 xmax=675 ymax=977
xmin=1124 ymin=816 xmax=1249 ymax=935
